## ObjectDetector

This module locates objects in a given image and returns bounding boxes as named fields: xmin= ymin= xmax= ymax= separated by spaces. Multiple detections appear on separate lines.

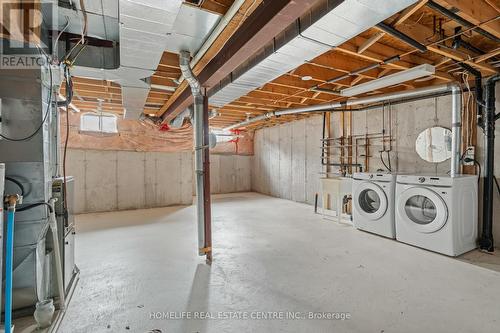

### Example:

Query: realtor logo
xmin=0 ymin=1 xmax=56 ymax=68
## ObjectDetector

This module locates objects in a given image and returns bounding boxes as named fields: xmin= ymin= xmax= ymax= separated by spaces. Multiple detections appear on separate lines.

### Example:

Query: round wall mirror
xmin=415 ymin=126 xmax=452 ymax=163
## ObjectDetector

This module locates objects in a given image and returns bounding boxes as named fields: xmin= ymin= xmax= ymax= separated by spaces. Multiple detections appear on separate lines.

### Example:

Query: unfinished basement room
xmin=1 ymin=0 xmax=500 ymax=332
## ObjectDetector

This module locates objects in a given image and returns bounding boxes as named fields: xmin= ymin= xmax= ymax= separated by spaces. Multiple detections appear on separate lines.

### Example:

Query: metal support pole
xmin=203 ymin=94 xmax=212 ymax=263
xmin=179 ymin=51 xmax=212 ymax=259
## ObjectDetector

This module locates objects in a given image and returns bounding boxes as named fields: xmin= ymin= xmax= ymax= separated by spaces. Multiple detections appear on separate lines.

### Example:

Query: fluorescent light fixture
xmin=340 ymin=64 xmax=435 ymax=97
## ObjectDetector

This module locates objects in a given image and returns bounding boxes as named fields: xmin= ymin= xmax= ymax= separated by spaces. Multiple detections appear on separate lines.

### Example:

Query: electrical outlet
xmin=463 ymin=146 xmax=475 ymax=166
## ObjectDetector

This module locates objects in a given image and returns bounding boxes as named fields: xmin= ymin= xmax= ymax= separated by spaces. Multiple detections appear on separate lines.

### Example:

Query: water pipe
xmin=4 ymin=194 xmax=20 ymax=333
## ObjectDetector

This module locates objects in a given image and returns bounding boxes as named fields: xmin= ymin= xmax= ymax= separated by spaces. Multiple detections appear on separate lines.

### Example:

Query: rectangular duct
xmin=209 ymin=0 xmax=418 ymax=107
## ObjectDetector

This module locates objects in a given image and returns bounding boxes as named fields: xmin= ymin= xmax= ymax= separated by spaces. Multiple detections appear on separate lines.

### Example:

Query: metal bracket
xmin=201 ymin=247 xmax=212 ymax=254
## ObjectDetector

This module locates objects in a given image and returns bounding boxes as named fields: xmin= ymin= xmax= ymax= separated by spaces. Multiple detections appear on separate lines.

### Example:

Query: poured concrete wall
xmin=67 ymin=149 xmax=252 ymax=214
xmin=252 ymin=116 xmax=323 ymax=205
xmin=209 ymin=155 xmax=252 ymax=194
xmin=253 ymin=95 xmax=459 ymax=205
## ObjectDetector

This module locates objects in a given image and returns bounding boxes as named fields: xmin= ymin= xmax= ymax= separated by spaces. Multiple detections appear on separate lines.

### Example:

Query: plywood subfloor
xmin=57 ymin=193 xmax=500 ymax=333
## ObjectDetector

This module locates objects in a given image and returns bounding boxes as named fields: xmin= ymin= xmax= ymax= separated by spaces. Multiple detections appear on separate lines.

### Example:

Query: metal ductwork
xmin=71 ymin=0 xmax=183 ymax=119
xmin=225 ymin=83 xmax=463 ymax=177
xmin=169 ymin=107 xmax=193 ymax=129
xmin=179 ymin=51 xmax=212 ymax=260
xmin=209 ymin=0 xmax=418 ymax=107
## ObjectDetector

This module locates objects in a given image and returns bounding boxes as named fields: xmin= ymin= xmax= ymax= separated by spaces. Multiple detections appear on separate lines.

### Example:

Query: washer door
xmin=397 ymin=187 xmax=448 ymax=233
xmin=354 ymin=182 xmax=388 ymax=221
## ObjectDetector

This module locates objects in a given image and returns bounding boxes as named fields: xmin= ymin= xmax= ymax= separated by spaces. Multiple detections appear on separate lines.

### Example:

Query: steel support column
xmin=203 ymin=93 xmax=212 ymax=263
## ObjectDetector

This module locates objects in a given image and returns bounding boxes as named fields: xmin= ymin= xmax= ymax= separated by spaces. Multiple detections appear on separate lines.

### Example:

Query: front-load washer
xmin=352 ymin=172 xmax=396 ymax=238
xmin=395 ymin=174 xmax=478 ymax=256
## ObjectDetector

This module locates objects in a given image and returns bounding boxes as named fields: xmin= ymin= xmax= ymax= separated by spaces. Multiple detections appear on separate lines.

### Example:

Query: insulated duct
xmin=225 ymin=83 xmax=463 ymax=177
xmin=179 ymin=51 xmax=210 ymax=258
xmin=209 ymin=0 xmax=418 ymax=107
xmin=71 ymin=0 xmax=184 ymax=119
xmin=169 ymin=107 xmax=193 ymax=129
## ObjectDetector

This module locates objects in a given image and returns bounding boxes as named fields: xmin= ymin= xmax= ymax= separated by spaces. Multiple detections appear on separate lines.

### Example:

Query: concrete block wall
xmin=67 ymin=149 xmax=252 ymax=214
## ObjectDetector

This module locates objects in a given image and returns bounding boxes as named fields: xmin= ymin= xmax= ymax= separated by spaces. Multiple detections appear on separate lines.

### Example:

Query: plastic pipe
xmin=5 ymin=206 xmax=16 ymax=333
xmin=480 ymin=74 xmax=500 ymax=252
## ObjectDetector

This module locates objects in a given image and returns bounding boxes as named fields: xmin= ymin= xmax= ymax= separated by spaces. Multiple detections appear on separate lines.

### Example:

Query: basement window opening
xmin=80 ymin=112 xmax=118 ymax=135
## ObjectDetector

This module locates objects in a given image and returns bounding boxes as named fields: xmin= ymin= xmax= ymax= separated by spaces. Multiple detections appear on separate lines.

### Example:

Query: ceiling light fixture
xmin=340 ymin=64 xmax=435 ymax=97
xmin=301 ymin=75 xmax=313 ymax=81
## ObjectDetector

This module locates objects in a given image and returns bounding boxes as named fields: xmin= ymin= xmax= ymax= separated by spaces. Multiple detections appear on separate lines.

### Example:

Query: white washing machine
xmin=352 ymin=173 xmax=396 ymax=238
xmin=395 ymin=175 xmax=478 ymax=256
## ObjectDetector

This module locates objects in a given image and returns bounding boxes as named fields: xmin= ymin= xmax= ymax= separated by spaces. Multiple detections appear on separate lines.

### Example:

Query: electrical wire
xmin=53 ymin=17 xmax=70 ymax=55
xmin=79 ymin=0 xmax=88 ymax=40
xmin=473 ymin=159 xmax=481 ymax=181
xmin=16 ymin=202 xmax=53 ymax=213
xmin=380 ymin=151 xmax=392 ymax=172
xmin=494 ymin=175 xmax=500 ymax=197
xmin=4 ymin=177 xmax=25 ymax=197
xmin=62 ymin=66 xmax=73 ymax=214
xmin=63 ymin=0 xmax=88 ymax=62
xmin=0 ymin=53 xmax=53 ymax=141
xmin=464 ymin=157 xmax=482 ymax=182
xmin=386 ymin=151 xmax=392 ymax=172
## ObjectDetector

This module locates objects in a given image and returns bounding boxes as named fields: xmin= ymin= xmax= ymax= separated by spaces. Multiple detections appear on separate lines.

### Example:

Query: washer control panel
xmin=397 ymin=175 xmax=455 ymax=187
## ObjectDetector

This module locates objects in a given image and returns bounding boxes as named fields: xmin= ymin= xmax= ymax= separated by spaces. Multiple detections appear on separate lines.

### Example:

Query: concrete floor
xmin=57 ymin=192 xmax=500 ymax=333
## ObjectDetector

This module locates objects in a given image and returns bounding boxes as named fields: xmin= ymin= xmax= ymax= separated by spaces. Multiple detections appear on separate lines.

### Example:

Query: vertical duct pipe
xmin=480 ymin=74 xmax=500 ymax=252
xmin=203 ymin=95 xmax=212 ymax=262
xmin=179 ymin=51 xmax=211 ymax=259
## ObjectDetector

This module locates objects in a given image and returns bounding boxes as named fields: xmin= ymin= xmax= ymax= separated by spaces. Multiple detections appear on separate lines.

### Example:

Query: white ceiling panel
xmin=164 ymin=3 xmax=221 ymax=54
xmin=210 ymin=0 xmax=418 ymax=108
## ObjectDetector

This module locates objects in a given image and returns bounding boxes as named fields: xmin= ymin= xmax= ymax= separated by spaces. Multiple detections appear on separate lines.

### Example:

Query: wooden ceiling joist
xmin=357 ymin=32 xmax=385 ymax=54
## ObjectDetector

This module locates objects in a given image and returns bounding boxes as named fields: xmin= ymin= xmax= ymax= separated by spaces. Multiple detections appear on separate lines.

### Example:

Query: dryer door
xmin=354 ymin=182 xmax=388 ymax=221
xmin=397 ymin=186 xmax=448 ymax=233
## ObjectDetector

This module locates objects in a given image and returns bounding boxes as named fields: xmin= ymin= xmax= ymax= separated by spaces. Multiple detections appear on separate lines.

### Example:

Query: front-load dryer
xmin=395 ymin=175 xmax=478 ymax=256
xmin=352 ymin=173 xmax=396 ymax=238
